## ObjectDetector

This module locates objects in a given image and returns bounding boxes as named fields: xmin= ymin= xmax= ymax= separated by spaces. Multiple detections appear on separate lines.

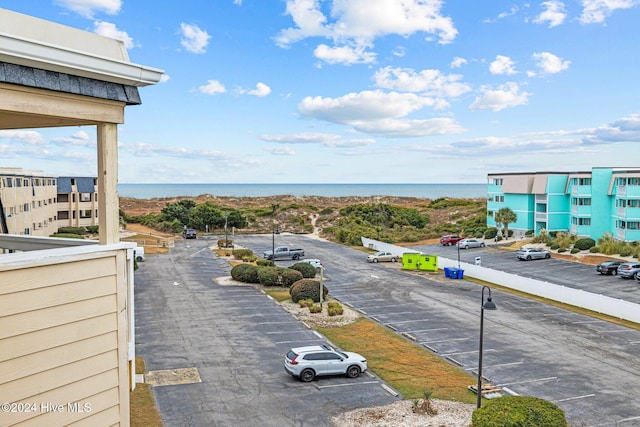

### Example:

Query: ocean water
xmin=118 ymin=183 xmax=486 ymax=199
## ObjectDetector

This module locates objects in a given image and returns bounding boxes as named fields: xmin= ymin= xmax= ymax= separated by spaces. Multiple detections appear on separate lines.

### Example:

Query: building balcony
xmin=0 ymin=235 xmax=137 ymax=425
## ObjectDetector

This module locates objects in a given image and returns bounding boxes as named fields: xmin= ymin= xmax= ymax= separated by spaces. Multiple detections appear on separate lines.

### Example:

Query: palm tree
xmin=495 ymin=207 xmax=517 ymax=239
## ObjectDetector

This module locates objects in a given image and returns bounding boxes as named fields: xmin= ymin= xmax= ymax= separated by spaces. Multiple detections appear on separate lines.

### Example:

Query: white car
xmin=367 ymin=251 xmax=398 ymax=263
xmin=284 ymin=345 xmax=367 ymax=382
xmin=516 ymin=247 xmax=551 ymax=261
xmin=457 ymin=238 xmax=485 ymax=249
xmin=300 ymin=259 xmax=323 ymax=269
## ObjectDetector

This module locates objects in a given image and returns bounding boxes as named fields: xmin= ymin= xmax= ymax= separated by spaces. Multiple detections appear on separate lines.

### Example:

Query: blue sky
xmin=1 ymin=0 xmax=640 ymax=184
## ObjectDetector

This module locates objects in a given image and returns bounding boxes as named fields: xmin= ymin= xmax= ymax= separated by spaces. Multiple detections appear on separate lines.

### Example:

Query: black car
xmin=183 ymin=228 xmax=197 ymax=239
xmin=596 ymin=260 xmax=622 ymax=275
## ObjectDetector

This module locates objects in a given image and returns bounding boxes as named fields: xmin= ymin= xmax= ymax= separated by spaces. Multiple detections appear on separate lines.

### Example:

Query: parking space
xmin=234 ymin=234 xmax=640 ymax=426
xmin=135 ymin=238 xmax=399 ymax=426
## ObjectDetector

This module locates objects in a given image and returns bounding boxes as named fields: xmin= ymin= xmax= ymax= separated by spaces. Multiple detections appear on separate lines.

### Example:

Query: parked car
xmin=617 ymin=262 xmax=640 ymax=279
xmin=440 ymin=235 xmax=463 ymax=246
xmin=284 ymin=344 xmax=367 ymax=382
xmin=516 ymin=247 xmax=551 ymax=261
xmin=596 ymin=260 xmax=622 ymax=275
xmin=263 ymin=246 xmax=305 ymax=260
xmin=367 ymin=251 xmax=398 ymax=263
xmin=457 ymin=238 xmax=485 ymax=249
xmin=300 ymin=259 xmax=323 ymax=269
xmin=183 ymin=228 xmax=197 ymax=239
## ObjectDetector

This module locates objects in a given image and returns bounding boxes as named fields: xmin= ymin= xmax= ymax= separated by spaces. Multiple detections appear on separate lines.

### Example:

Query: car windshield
xmin=336 ymin=350 xmax=348 ymax=358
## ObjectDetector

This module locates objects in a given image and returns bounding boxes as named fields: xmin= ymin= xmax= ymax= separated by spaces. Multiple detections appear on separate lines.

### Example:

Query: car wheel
xmin=293 ymin=254 xmax=299 ymax=260
xmin=391 ymin=257 xmax=397 ymax=262
xmin=634 ymin=272 xmax=639 ymax=280
xmin=481 ymin=243 xmax=485 ymax=247
xmin=545 ymin=253 xmax=550 ymax=259
xmin=373 ymin=258 xmax=379 ymax=263
xmin=300 ymin=369 xmax=315 ymax=382
xmin=136 ymin=256 xmax=143 ymax=262
xmin=346 ymin=365 xmax=361 ymax=378
xmin=464 ymin=245 xmax=469 ymax=249
xmin=614 ymin=270 xmax=618 ymax=275
xmin=526 ymin=255 xmax=532 ymax=261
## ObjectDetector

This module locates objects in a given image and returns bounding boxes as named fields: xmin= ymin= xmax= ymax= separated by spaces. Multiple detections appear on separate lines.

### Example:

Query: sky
xmin=1 ymin=0 xmax=640 ymax=184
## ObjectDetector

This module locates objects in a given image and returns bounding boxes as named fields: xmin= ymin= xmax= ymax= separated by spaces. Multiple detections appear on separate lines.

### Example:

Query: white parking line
xmin=316 ymin=381 xmax=380 ymax=389
xmin=276 ymin=339 xmax=325 ymax=344
xmin=617 ymin=415 xmax=640 ymax=423
xmin=267 ymin=330 xmax=311 ymax=334
xmin=406 ymin=327 xmax=449 ymax=333
xmin=466 ymin=361 xmax=524 ymax=371
xmin=386 ymin=318 xmax=431 ymax=325
xmin=441 ymin=349 xmax=496 ymax=357
xmin=553 ymin=394 xmax=596 ymax=403
xmin=498 ymin=376 xmax=558 ymax=386
xmin=420 ymin=337 xmax=470 ymax=344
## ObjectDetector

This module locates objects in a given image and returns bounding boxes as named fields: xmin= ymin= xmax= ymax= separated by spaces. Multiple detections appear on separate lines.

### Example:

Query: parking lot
xmin=136 ymin=235 xmax=640 ymax=426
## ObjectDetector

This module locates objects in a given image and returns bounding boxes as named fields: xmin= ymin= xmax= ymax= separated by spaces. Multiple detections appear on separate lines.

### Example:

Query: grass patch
xmin=318 ymin=318 xmax=476 ymax=403
xmin=265 ymin=289 xmax=291 ymax=302
xmin=130 ymin=356 xmax=163 ymax=426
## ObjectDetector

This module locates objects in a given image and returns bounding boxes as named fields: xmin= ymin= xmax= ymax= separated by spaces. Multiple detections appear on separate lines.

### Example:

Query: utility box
xmin=402 ymin=253 xmax=438 ymax=271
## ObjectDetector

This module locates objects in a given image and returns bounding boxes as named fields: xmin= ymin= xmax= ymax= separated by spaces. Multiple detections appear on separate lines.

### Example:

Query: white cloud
xmin=124 ymin=142 xmax=233 ymax=160
xmin=580 ymin=0 xmax=639 ymax=24
xmin=238 ymin=82 xmax=272 ymax=97
xmin=160 ymin=74 xmax=170 ymax=83
xmin=93 ymin=21 xmax=133 ymax=49
xmin=52 ymin=130 xmax=93 ymax=146
xmin=373 ymin=66 xmax=471 ymax=98
xmin=265 ymin=146 xmax=296 ymax=155
xmin=260 ymin=133 xmax=341 ymax=144
xmin=489 ymin=55 xmax=517 ymax=75
xmin=583 ymin=114 xmax=640 ymax=144
xmin=469 ymin=82 xmax=531 ymax=112
xmin=180 ymin=23 xmax=211 ymax=54
xmin=533 ymin=1 xmax=567 ymax=27
xmin=483 ymin=6 xmax=520 ymax=23
xmin=450 ymin=57 xmax=467 ymax=68
xmin=298 ymin=90 xmax=465 ymax=137
xmin=392 ymin=46 xmax=406 ymax=57
xmin=198 ymin=80 xmax=227 ymax=95
xmin=532 ymin=52 xmax=570 ymax=74
xmin=0 ymin=130 xmax=46 ymax=145
xmin=314 ymin=43 xmax=376 ymax=65
xmin=275 ymin=0 xmax=458 ymax=62
xmin=54 ymin=0 xmax=121 ymax=18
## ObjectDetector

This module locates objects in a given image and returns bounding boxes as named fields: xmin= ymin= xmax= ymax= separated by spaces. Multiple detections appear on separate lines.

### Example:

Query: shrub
xmin=525 ymin=229 xmax=534 ymax=236
xmin=620 ymin=249 xmax=632 ymax=257
xmin=570 ymin=248 xmax=580 ymax=254
xmin=57 ymin=226 xmax=86 ymax=235
xmin=574 ymin=238 xmax=596 ymax=251
xmin=86 ymin=225 xmax=99 ymax=234
xmin=289 ymin=262 xmax=317 ymax=278
xmin=218 ymin=238 xmax=233 ymax=248
xmin=232 ymin=249 xmax=254 ymax=260
xmin=550 ymin=244 xmax=559 ymax=250
xmin=484 ymin=227 xmax=498 ymax=239
xmin=256 ymin=259 xmax=274 ymax=267
xmin=590 ymin=246 xmax=600 ymax=253
xmin=308 ymin=304 xmax=322 ymax=313
xmin=557 ymin=248 xmax=567 ymax=253
xmin=298 ymin=299 xmax=314 ymax=308
xmin=471 ymin=396 xmax=567 ymax=427
xmin=290 ymin=279 xmax=329 ymax=303
xmin=258 ymin=267 xmax=303 ymax=287
xmin=50 ymin=233 xmax=84 ymax=239
xmin=328 ymin=303 xmax=343 ymax=316
xmin=230 ymin=264 xmax=259 ymax=283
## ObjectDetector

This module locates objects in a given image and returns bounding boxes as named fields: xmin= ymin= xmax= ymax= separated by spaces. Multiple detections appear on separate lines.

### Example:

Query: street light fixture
xmin=456 ymin=223 xmax=461 ymax=269
xmin=271 ymin=224 xmax=280 ymax=262
xmin=477 ymin=286 xmax=497 ymax=408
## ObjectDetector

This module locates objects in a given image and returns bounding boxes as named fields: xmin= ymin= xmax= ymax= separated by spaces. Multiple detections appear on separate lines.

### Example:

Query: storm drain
xmin=145 ymin=367 xmax=202 ymax=387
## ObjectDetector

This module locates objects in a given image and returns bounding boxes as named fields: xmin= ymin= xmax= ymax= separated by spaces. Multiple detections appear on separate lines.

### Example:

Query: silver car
xmin=516 ymin=247 xmax=551 ymax=261
xmin=457 ymin=238 xmax=485 ymax=249
xmin=284 ymin=345 xmax=367 ymax=382
xmin=367 ymin=251 xmax=398 ymax=263
xmin=617 ymin=262 xmax=640 ymax=279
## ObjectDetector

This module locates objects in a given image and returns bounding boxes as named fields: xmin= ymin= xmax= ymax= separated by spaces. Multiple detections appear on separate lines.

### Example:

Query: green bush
xmin=232 ymin=249 xmax=254 ymax=260
xmin=289 ymin=262 xmax=317 ymax=278
xmin=86 ymin=225 xmax=99 ymax=234
xmin=256 ymin=259 xmax=274 ymax=267
xmin=230 ymin=264 xmax=259 ymax=283
xmin=218 ymin=238 xmax=233 ymax=248
xmin=472 ymin=396 xmax=567 ymax=427
xmin=557 ymin=248 xmax=567 ymax=253
xmin=484 ymin=227 xmax=498 ymax=239
xmin=570 ymin=248 xmax=580 ymax=254
xmin=290 ymin=279 xmax=329 ymax=303
xmin=58 ymin=226 xmax=86 ymax=235
xmin=525 ymin=229 xmax=534 ymax=236
xmin=257 ymin=267 xmax=302 ymax=287
xmin=550 ymin=244 xmax=559 ymax=250
xmin=574 ymin=238 xmax=596 ymax=250
xmin=590 ymin=246 xmax=600 ymax=253
xmin=620 ymin=249 xmax=632 ymax=257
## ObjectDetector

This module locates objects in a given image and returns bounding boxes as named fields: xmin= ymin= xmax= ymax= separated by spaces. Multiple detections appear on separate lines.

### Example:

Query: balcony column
xmin=97 ymin=123 xmax=119 ymax=245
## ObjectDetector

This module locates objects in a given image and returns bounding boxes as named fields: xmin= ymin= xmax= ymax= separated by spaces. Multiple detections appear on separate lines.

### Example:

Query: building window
xmin=572 ymin=197 xmax=591 ymax=206
xmin=487 ymin=211 xmax=494 ymax=217
xmin=80 ymin=193 xmax=92 ymax=202
xmin=493 ymin=178 xmax=503 ymax=185
xmin=572 ymin=178 xmax=592 ymax=186
xmin=16 ymin=179 xmax=22 ymax=187
xmin=5 ymin=178 xmax=12 ymax=187
xmin=80 ymin=210 xmax=92 ymax=218
xmin=572 ymin=217 xmax=591 ymax=225
xmin=495 ymin=195 xmax=504 ymax=203
xmin=23 ymin=203 xmax=29 ymax=212
xmin=58 ymin=211 xmax=69 ymax=220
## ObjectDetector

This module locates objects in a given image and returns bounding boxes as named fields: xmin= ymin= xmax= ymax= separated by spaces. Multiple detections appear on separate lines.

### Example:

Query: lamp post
xmin=456 ymin=223 xmax=461 ymax=269
xmin=224 ymin=214 xmax=228 ymax=248
xmin=271 ymin=224 xmax=280 ymax=261
xmin=477 ymin=286 xmax=497 ymax=408
xmin=319 ymin=266 xmax=324 ymax=308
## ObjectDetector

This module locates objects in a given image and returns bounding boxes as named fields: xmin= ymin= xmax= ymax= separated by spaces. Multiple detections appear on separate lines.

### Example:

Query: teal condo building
xmin=487 ymin=168 xmax=640 ymax=242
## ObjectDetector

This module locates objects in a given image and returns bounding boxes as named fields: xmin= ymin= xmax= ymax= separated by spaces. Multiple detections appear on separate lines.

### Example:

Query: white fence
xmin=362 ymin=237 xmax=640 ymax=324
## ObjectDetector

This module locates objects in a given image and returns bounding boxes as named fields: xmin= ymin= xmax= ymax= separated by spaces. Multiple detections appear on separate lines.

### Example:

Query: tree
xmin=494 ymin=207 xmax=517 ymax=238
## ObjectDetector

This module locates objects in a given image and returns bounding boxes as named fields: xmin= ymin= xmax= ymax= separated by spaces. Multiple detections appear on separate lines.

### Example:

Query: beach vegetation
xmin=289 ymin=279 xmax=328 ymax=303
xmin=471 ymin=396 xmax=567 ymax=427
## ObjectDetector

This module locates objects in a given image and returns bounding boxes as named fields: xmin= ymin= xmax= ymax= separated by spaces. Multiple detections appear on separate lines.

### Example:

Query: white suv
xmin=284 ymin=344 xmax=367 ymax=382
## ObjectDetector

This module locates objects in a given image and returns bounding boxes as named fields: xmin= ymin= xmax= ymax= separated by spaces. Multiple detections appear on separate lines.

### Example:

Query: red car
xmin=440 ymin=235 xmax=463 ymax=246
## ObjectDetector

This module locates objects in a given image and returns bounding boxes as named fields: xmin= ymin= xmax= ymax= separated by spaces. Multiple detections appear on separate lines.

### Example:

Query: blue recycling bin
xmin=443 ymin=267 xmax=451 ymax=277
xmin=447 ymin=268 xmax=464 ymax=279
xmin=455 ymin=269 xmax=464 ymax=279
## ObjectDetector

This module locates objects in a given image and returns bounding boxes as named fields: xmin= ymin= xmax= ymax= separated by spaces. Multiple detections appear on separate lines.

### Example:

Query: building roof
xmin=57 ymin=177 xmax=96 ymax=194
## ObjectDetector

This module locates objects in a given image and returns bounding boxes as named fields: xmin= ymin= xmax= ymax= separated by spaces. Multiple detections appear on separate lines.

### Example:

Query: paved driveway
xmin=134 ymin=238 xmax=399 ymax=426
xmin=237 ymin=234 xmax=640 ymax=426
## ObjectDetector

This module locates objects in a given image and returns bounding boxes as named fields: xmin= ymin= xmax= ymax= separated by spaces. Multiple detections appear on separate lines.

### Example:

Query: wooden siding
xmin=0 ymin=251 xmax=129 ymax=426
